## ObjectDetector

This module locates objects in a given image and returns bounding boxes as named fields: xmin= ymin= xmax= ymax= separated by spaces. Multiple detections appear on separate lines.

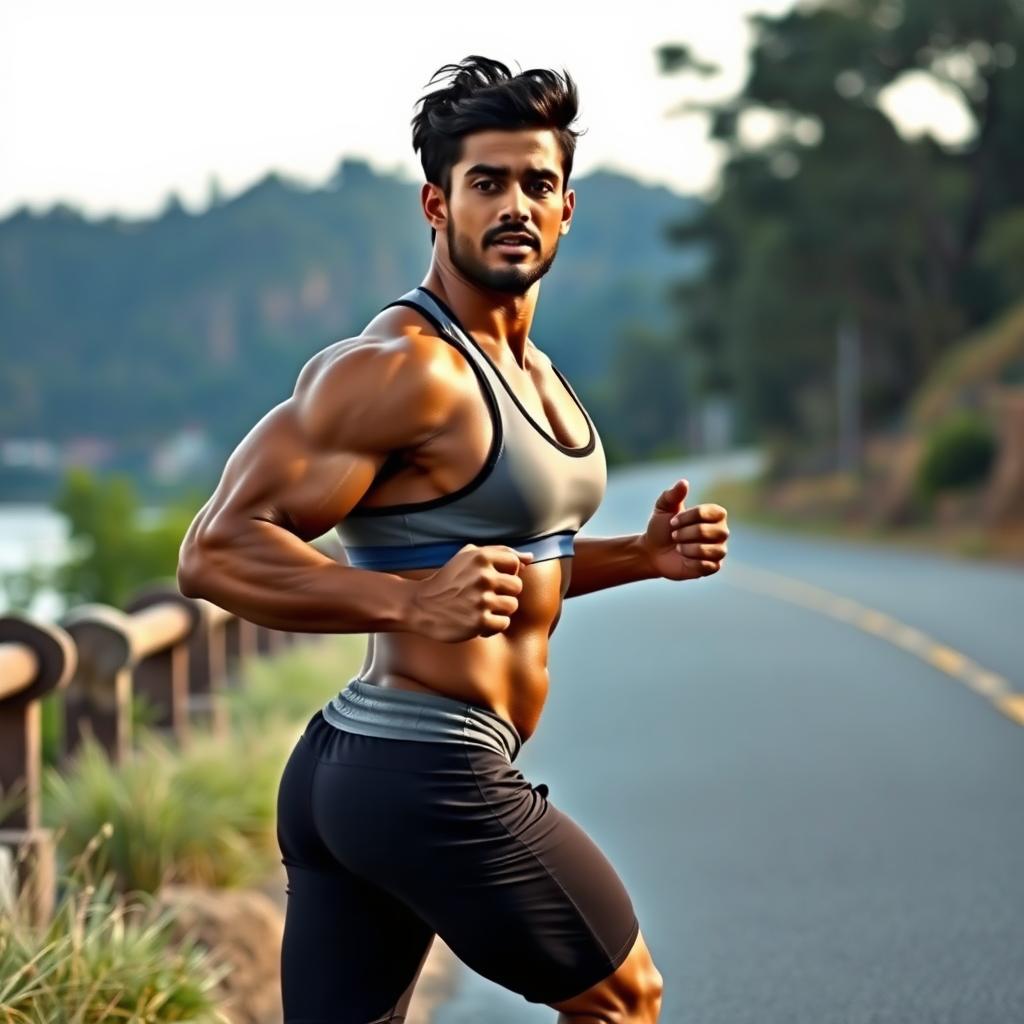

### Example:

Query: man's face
xmin=426 ymin=128 xmax=575 ymax=296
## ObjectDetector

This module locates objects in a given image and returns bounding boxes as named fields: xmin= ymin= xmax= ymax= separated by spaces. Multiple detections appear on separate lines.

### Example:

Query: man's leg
xmin=370 ymin=747 xmax=658 ymax=1020
xmin=276 ymin=722 xmax=437 ymax=1022
xmin=548 ymin=926 xmax=663 ymax=1023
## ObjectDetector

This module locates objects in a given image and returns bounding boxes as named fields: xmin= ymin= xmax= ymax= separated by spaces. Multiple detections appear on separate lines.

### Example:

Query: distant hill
xmin=0 ymin=157 xmax=703 ymax=457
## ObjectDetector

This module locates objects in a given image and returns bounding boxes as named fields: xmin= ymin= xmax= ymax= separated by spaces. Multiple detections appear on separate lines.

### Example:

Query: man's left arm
xmin=564 ymin=478 xmax=729 ymax=599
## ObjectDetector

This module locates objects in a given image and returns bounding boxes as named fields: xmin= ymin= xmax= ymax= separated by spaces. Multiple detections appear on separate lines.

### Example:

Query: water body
xmin=0 ymin=502 xmax=167 ymax=621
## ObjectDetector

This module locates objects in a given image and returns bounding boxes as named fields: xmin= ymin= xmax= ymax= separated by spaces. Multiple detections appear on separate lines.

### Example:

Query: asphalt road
xmin=432 ymin=452 xmax=1024 ymax=1024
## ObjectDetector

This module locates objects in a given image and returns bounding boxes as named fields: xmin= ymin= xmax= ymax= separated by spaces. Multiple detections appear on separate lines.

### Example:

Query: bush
xmin=916 ymin=411 xmax=998 ymax=499
xmin=223 ymin=634 xmax=361 ymax=731
xmin=41 ymin=720 xmax=296 ymax=895
xmin=0 ymin=827 xmax=229 ymax=1023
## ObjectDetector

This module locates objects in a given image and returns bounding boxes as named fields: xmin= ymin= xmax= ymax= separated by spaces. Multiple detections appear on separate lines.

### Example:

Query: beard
xmin=446 ymin=218 xmax=560 ymax=295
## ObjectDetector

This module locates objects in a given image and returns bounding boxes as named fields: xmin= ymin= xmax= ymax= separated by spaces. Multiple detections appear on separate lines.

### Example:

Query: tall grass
xmin=0 ymin=826 xmax=230 ymax=1024
xmin=221 ymin=633 xmax=363 ymax=730
xmin=41 ymin=723 xmax=292 ymax=894
xmin=4 ymin=634 xmax=364 ymax=1018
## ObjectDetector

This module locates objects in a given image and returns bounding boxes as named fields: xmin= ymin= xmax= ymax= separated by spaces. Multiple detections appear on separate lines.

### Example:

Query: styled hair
xmin=411 ymin=55 xmax=584 ymax=245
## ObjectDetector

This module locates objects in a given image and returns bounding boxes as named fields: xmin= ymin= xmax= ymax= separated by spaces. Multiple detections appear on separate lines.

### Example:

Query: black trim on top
xmin=344 ymin=297 xmax=504 ymax=518
xmin=415 ymin=285 xmax=596 ymax=458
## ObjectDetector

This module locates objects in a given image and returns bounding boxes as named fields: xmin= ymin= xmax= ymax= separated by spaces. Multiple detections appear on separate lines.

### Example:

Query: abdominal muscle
xmin=353 ymin=553 xmax=572 ymax=744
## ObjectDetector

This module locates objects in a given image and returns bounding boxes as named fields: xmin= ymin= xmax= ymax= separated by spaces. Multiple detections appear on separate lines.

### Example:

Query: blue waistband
xmin=341 ymin=529 xmax=575 ymax=570
xmin=321 ymin=678 xmax=523 ymax=763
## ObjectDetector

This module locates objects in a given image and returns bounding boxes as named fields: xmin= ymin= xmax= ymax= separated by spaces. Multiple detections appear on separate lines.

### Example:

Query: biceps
xmin=274 ymin=447 xmax=382 ymax=541
xmin=199 ymin=402 xmax=384 ymax=544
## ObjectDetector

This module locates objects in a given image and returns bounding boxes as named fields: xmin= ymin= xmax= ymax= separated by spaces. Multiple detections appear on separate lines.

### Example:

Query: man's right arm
xmin=176 ymin=336 xmax=457 ymax=634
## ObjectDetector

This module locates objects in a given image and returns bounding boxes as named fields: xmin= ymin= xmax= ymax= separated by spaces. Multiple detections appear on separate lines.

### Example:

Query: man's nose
xmin=500 ymin=184 xmax=532 ymax=222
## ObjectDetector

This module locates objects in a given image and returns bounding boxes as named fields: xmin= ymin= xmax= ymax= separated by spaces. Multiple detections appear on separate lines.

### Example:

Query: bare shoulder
xmin=294 ymin=305 xmax=471 ymax=454
xmin=183 ymin=308 xmax=470 ymax=548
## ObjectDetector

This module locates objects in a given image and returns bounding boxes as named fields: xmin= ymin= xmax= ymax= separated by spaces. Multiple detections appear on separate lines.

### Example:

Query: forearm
xmin=178 ymin=519 xmax=420 ymax=634
xmin=564 ymin=533 xmax=658 ymax=599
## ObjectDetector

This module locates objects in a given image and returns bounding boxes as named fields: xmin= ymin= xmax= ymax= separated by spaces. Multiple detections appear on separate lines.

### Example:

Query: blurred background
xmin=4 ymin=0 xmax=1022 ymax=617
xmin=3 ymin=2 xmax=1024 ymax=1022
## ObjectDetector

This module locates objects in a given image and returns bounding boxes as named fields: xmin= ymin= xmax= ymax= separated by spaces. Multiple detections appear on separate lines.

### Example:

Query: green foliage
xmin=40 ymin=721 xmax=293 ymax=894
xmin=0 ymin=843 xmax=228 ymax=1023
xmin=909 ymin=301 xmax=1024 ymax=428
xmin=0 ymin=779 xmax=28 ymax=825
xmin=0 ymin=163 xmax=697 ymax=477
xmin=0 ymin=468 xmax=205 ymax=612
xmin=222 ymin=634 xmax=363 ymax=731
xmin=978 ymin=207 xmax=1024 ymax=304
xmin=600 ymin=323 xmax=689 ymax=460
xmin=50 ymin=468 xmax=202 ymax=607
xmin=916 ymin=411 xmax=998 ymax=498
xmin=38 ymin=635 xmax=359 ymax=895
xmin=657 ymin=0 xmax=1024 ymax=451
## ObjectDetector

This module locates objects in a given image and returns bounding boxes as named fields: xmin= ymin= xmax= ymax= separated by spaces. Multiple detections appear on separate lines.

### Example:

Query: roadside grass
xmin=0 ymin=831 xmax=230 ymax=1024
xmin=2 ymin=633 xmax=364 ymax=1019
xmin=708 ymin=474 xmax=1022 ymax=564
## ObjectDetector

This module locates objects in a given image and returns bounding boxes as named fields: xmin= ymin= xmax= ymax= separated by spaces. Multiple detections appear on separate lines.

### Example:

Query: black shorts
xmin=276 ymin=708 xmax=640 ymax=1023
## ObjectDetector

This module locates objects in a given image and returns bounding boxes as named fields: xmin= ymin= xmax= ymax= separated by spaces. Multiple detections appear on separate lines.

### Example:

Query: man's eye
xmin=475 ymin=181 xmax=495 ymax=191
xmin=533 ymin=182 xmax=554 ymax=193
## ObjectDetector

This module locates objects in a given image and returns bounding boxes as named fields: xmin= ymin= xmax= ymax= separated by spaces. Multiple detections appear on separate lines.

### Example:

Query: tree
xmin=657 ymin=0 xmax=1024 ymax=458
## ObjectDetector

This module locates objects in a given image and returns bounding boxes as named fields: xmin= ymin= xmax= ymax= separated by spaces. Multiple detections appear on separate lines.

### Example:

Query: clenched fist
xmin=410 ymin=544 xmax=535 ymax=643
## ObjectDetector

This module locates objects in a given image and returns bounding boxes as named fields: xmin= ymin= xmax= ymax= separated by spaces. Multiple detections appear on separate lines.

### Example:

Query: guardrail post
xmin=0 ymin=614 xmax=76 ymax=926
xmin=58 ymin=604 xmax=134 ymax=764
xmin=125 ymin=586 xmax=201 ymax=748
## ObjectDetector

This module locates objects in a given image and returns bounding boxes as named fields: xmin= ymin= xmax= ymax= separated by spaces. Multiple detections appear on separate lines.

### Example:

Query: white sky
xmin=1 ymin=0 xmax=973 ymax=220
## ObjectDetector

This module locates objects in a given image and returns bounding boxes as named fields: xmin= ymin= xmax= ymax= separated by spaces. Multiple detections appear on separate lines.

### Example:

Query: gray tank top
xmin=333 ymin=285 xmax=607 ymax=570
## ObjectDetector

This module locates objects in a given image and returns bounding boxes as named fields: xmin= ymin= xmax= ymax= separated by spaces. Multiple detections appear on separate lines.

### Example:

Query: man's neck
xmin=419 ymin=270 xmax=539 ymax=370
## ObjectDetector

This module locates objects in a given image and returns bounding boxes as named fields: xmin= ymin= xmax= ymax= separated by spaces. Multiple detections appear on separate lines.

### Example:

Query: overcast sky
xmin=2 ymin=0 xmax=973 ymax=220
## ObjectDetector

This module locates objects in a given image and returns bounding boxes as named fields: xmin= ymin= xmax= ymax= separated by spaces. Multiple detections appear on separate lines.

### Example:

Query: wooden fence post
xmin=125 ymin=585 xmax=202 ymax=748
xmin=59 ymin=599 xmax=194 ymax=762
xmin=0 ymin=614 xmax=76 ymax=926
xmin=59 ymin=604 xmax=135 ymax=764
xmin=182 ymin=599 xmax=231 ymax=737
xmin=223 ymin=615 xmax=259 ymax=687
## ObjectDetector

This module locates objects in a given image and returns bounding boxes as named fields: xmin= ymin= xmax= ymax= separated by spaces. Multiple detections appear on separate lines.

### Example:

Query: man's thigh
xmin=280 ymin=861 xmax=436 ymax=1023
xmin=365 ymin=747 xmax=642 ymax=1008
xmin=298 ymin=717 xmax=640 ymax=1011
xmin=277 ymin=720 xmax=436 ymax=1023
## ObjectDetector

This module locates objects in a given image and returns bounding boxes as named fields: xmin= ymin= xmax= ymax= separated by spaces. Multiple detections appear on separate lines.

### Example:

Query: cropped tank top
xmin=333 ymin=285 xmax=607 ymax=571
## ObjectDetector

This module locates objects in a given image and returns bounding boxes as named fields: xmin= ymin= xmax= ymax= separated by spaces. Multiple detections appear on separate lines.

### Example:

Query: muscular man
xmin=177 ymin=55 xmax=728 ymax=1024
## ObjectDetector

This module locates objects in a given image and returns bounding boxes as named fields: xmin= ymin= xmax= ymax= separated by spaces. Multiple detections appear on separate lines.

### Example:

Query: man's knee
xmin=547 ymin=927 xmax=663 ymax=1022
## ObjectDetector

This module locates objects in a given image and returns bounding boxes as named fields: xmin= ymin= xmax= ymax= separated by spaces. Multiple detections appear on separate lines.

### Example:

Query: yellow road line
xmin=723 ymin=562 xmax=1019 ymax=725
xmin=995 ymin=695 xmax=1024 ymax=726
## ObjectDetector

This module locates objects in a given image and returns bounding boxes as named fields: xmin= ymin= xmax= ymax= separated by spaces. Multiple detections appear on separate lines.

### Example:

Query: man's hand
xmin=638 ymin=478 xmax=729 ymax=581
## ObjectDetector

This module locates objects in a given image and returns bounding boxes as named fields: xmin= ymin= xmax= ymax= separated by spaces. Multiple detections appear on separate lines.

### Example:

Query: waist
xmin=321 ymin=677 xmax=523 ymax=764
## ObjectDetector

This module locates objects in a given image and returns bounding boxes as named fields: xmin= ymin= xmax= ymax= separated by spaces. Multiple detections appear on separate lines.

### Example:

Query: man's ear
xmin=560 ymin=187 xmax=575 ymax=235
xmin=422 ymin=182 xmax=448 ymax=233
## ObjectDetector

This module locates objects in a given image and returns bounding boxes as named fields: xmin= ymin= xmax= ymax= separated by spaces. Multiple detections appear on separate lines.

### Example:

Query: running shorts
xmin=275 ymin=692 xmax=640 ymax=1023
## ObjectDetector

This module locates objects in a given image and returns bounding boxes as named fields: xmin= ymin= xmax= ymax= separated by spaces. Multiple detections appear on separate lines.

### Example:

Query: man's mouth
xmin=492 ymin=234 xmax=535 ymax=251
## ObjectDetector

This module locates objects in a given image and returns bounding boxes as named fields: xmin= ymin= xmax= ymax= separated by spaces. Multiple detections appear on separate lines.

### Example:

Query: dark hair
xmin=411 ymin=55 xmax=584 ymax=245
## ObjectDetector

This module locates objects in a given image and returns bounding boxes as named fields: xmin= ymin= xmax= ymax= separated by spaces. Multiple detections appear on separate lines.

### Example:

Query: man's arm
xmin=566 ymin=478 xmax=730 ymax=597
xmin=563 ymin=534 xmax=659 ymax=599
xmin=176 ymin=336 xmax=459 ymax=633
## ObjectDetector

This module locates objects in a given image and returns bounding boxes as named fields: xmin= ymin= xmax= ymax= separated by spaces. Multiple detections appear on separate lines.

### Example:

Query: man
xmin=178 ymin=55 xmax=728 ymax=1024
